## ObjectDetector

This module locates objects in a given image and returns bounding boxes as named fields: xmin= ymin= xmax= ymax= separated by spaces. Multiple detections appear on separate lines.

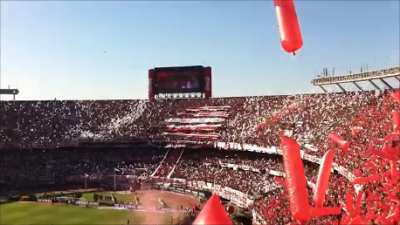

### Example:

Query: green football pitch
xmin=0 ymin=191 xmax=189 ymax=224
xmin=0 ymin=202 xmax=146 ymax=225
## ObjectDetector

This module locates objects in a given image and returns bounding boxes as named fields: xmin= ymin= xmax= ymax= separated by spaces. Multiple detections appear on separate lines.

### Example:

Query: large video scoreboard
xmin=148 ymin=65 xmax=212 ymax=99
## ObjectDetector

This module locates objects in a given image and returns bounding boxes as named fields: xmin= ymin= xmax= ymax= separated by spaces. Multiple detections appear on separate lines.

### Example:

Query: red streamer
xmin=370 ymin=148 xmax=398 ymax=161
xmin=280 ymin=136 xmax=311 ymax=222
xmin=383 ymin=133 xmax=400 ymax=142
xmin=255 ymin=121 xmax=268 ymax=130
xmin=386 ymin=207 xmax=400 ymax=222
xmin=390 ymin=160 xmax=399 ymax=179
xmin=355 ymin=191 xmax=363 ymax=215
xmin=383 ymin=144 xmax=400 ymax=158
xmin=346 ymin=192 xmax=354 ymax=214
xmin=348 ymin=216 xmax=366 ymax=225
xmin=310 ymin=207 xmax=341 ymax=216
xmin=389 ymin=195 xmax=400 ymax=204
xmin=381 ymin=171 xmax=391 ymax=181
xmin=351 ymin=127 xmax=363 ymax=136
xmin=328 ymin=133 xmax=349 ymax=151
xmin=341 ymin=215 xmax=350 ymax=225
xmin=274 ymin=176 xmax=286 ymax=187
xmin=352 ymin=174 xmax=380 ymax=184
xmin=393 ymin=110 xmax=400 ymax=131
xmin=313 ymin=150 xmax=334 ymax=207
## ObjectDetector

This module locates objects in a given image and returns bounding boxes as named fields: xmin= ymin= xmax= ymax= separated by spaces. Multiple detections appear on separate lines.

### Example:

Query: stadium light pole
xmin=52 ymin=172 xmax=55 ymax=193
xmin=113 ymin=168 xmax=119 ymax=191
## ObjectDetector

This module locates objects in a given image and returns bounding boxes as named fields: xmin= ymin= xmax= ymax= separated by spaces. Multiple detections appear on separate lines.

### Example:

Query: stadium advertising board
xmin=37 ymin=198 xmax=53 ymax=203
xmin=74 ymin=200 xmax=100 ymax=206
xmin=148 ymin=66 xmax=212 ymax=99
xmin=35 ymin=198 xmax=102 ymax=207
xmin=153 ymin=184 xmax=207 ymax=198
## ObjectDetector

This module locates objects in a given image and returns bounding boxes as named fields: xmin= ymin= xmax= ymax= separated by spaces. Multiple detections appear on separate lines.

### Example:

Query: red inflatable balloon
xmin=351 ymin=126 xmax=363 ymax=136
xmin=255 ymin=121 xmax=269 ymax=130
xmin=352 ymin=174 xmax=380 ymax=184
xmin=328 ymin=133 xmax=349 ymax=151
xmin=348 ymin=216 xmax=366 ymax=225
xmin=273 ymin=0 xmax=303 ymax=55
xmin=386 ymin=208 xmax=400 ymax=223
xmin=313 ymin=150 xmax=334 ymax=207
xmin=310 ymin=207 xmax=341 ymax=216
xmin=391 ymin=89 xmax=400 ymax=103
xmin=193 ymin=194 xmax=232 ymax=225
xmin=390 ymin=160 xmax=399 ymax=179
xmin=383 ymin=144 xmax=400 ymax=158
xmin=371 ymin=148 xmax=398 ymax=161
xmin=274 ymin=176 xmax=286 ymax=187
xmin=392 ymin=110 xmax=400 ymax=132
xmin=390 ymin=195 xmax=400 ymax=204
xmin=280 ymin=136 xmax=311 ymax=222
xmin=355 ymin=191 xmax=363 ymax=215
xmin=346 ymin=191 xmax=354 ymax=214
xmin=382 ymin=133 xmax=400 ymax=143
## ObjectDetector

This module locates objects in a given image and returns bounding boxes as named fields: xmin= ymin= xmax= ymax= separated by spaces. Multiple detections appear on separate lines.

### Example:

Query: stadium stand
xmin=1 ymin=66 xmax=399 ymax=224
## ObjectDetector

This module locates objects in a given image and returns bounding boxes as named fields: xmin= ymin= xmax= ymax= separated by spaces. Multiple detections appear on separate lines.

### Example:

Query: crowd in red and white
xmin=1 ymin=66 xmax=399 ymax=224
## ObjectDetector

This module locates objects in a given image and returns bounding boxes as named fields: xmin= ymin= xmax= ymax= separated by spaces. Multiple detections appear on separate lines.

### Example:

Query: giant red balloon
xmin=313 ymin=149 xmax=334 ymax=207
xmin=280 ymin=136 xmax=311 ymax=222
xmin=274 ymin=0 xmax=303 ymax=55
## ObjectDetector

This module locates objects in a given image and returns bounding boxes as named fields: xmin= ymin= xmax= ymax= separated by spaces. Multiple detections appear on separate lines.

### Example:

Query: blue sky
xmin=1 ymin=1 xmax=399 ymax=100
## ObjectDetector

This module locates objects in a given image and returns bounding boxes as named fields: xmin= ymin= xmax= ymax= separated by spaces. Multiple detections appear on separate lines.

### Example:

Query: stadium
xmin=1 ymin=1 xmax=400 ymax=224
xmin=1 ymin=64 xmax=399 ymax=224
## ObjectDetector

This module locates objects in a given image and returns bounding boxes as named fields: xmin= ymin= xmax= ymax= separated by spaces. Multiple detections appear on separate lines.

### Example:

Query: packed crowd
xmin=1 ymin=66 xmax=399 ymax=224
xmin=0 ymin=147 xmax=164 ymax=188
xmin=0 ymin=90 xmax=383 ymax=148
xmin=0 ymin=144 xmax=352 ymax=224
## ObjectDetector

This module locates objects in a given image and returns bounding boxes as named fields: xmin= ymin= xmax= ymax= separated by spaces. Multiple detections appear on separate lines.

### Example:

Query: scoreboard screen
xmin=155 ymin=66 xmax=204 ymax=94
xmin=148 ymin=66 xmax=212 ymax=99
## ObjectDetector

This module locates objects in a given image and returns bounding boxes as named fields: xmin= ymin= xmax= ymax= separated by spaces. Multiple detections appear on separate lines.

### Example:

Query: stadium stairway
xmin=167 ymin=149 xmax=184 ymax=178
xmin=150 ymin=149 xmax=170 ymax=177
xmin=151 ymin=148 xmax=184 ymax=178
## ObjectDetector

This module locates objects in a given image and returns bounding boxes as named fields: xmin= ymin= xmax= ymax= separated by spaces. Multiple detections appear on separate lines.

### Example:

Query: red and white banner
xmin=166 ymin=124 xmax=221 ymax=131
xmin=162 ymin=132 xmax=221 ymax=139
xmin=165 ymin=118 xmax=226 ymax=124
xmin=186 ymin=106 xmax=230 ymax=112
xmin=164 ymin=105 xmax=229 ymax=139
xmin=176 ymin=112 xmax=229 ymax=117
